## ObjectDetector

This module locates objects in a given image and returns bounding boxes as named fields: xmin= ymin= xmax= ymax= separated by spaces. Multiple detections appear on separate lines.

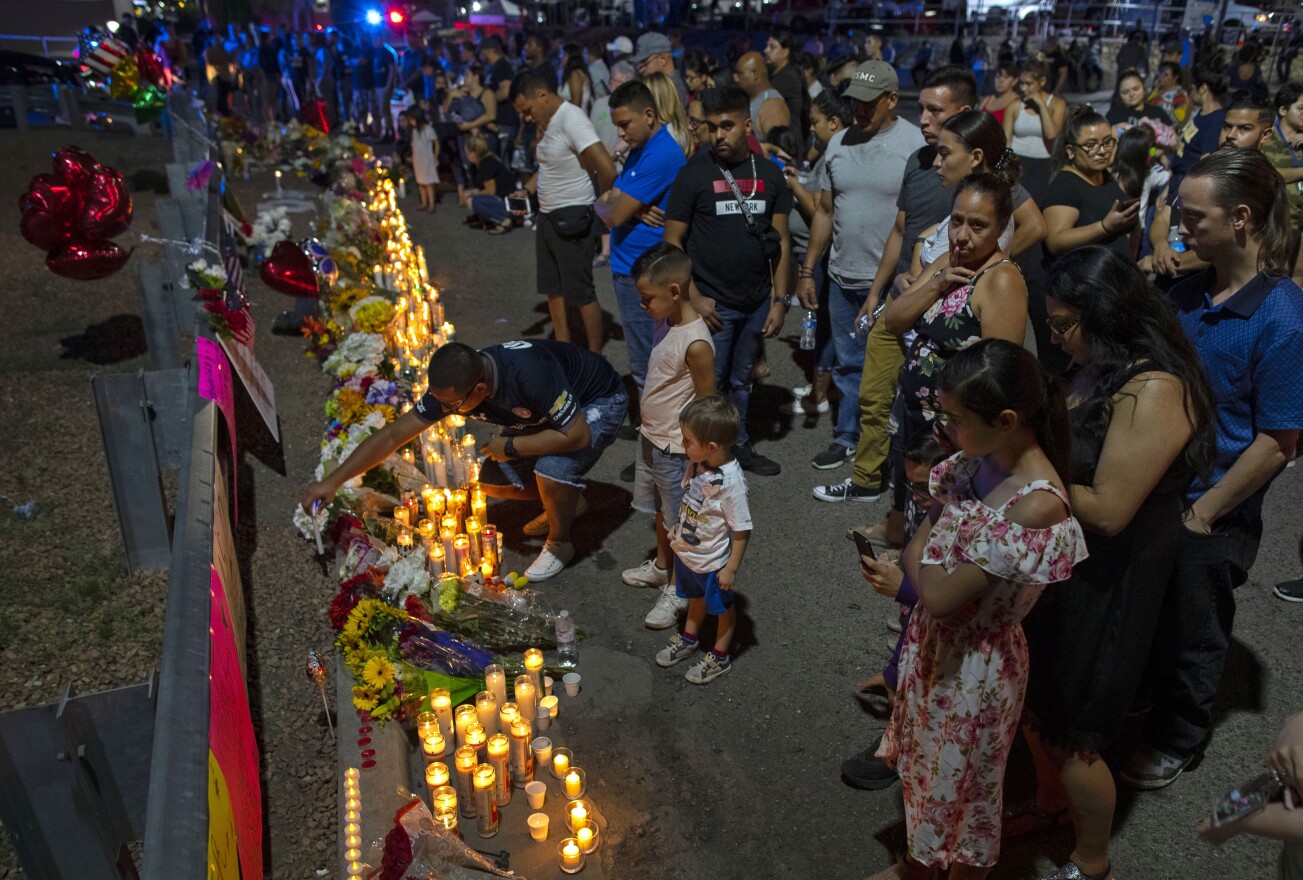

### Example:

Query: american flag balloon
xmin=82 ymin=37 xmax=131 ymax=76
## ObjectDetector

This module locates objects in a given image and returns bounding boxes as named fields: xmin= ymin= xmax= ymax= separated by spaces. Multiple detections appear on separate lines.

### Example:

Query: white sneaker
xmin=644 ymin=585 xmax=688 ymax=629
xmin=622 ymin=559 xmax=670 ymax=588
xmin=522 ymin=496 xmax=588 ymax=537
xmin=523 ymin=541 xmax=574 ymax=581
xmin=790 ymin=384 xmax=813 ymax=399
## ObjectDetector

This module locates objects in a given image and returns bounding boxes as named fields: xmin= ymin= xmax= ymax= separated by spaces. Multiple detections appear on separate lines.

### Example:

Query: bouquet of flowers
xmin=349 ymin=296 xmax=397 ymax=334
xmin=247 ymin=205 xmax=292 ymax=249
xmin=186 ymin=258 xmax=228 ymax=291
xmin=322 ymin=331 xmax=387 ymax=379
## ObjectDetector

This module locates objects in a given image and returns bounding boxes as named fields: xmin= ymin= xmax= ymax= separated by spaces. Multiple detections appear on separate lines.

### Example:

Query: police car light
xmin=365 ymin=8 xmax=383 ymax=25
xmin=388 ymin=8 xmax=405 ymax=24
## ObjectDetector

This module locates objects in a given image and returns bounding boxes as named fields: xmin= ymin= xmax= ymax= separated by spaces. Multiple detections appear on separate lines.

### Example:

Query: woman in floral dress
xmin=883 ymin=173 xmax=1030 ymax=465
xmin=869 ymin=339 xmax=1087 ymax=880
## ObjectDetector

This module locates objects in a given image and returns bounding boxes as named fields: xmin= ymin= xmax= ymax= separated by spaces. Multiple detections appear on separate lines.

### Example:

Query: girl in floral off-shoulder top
xmin=865 ymin=339 xmax=1087 ymax=880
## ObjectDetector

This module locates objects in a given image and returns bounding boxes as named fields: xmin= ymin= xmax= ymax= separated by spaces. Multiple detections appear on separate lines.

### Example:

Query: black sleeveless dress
xmin=1022 ymin=366 xmax=1193 ymax=757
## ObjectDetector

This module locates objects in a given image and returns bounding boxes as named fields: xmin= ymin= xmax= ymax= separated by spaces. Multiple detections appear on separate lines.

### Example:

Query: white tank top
xmin=640 ymin=317 xmax=715 ymax=454
xmin=1011 ymin=96 xmax=1056 ymax=159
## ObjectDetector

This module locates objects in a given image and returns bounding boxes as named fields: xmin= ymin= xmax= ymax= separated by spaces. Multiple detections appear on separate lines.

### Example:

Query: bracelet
xmin=798 ymin=267 xmax=815 ymax=279
xmin=1100 ymin=218 xmax=1111 ymax=235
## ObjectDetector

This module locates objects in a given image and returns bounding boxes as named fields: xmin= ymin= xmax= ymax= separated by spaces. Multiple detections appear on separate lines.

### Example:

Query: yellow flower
xmin=362 ymin=656 xmax=395 ymax=689
xmin=352 ymin=685 xmax=379 ymax=712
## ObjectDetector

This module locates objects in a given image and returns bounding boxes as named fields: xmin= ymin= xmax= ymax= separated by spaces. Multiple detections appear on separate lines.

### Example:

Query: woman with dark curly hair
xmin=1009 ymin=246 xmax=1215 ymax=880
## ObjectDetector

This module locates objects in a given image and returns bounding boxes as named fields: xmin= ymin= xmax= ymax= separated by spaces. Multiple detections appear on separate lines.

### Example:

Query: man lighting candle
xmin=301 ymin=339 xmax=627 ymax=581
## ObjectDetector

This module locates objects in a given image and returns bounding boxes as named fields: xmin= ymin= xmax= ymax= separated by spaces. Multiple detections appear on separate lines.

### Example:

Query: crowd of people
xmin=272 ymin=20 xmax=1303 ymax=880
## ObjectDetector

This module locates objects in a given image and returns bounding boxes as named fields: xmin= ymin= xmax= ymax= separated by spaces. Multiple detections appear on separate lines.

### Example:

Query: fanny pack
xmin=547 ymin=204 xmax=595 ymax=240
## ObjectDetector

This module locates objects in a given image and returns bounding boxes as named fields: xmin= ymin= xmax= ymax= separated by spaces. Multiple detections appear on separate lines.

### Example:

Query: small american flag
xmin=82 ymin=37 xmax=130 ymax=76
xmin=220 ymin=209 xmax=255 ymax=348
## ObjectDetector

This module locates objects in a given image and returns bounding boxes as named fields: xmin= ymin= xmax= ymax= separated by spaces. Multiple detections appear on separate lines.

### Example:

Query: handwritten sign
xmin=209 ymin=566 xmax=263 ymax=880
xmin=219 ymin=335 xmax=280 ymax=443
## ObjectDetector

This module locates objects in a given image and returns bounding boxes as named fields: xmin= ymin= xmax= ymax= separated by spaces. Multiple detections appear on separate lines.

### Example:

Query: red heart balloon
xmin=19 ymin=173 xmax=83 ymax=250
xmin=134 ymin=47 xmax=167 ymax=87
xmin=259 ymin=240 xmax=319 ymax=297
xmin=46 ymin=238 xmax=131 ymax=280
xmin=52 ymin=146 xmax=96 ymax=189
xmin=80 ymin=164 xmax=133 ymax=239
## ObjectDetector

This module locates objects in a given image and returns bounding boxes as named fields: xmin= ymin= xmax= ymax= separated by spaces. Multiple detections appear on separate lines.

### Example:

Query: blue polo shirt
xmin=1172 ymin=268 xmax=1303 ymax=518
xmin=609 ymin=124 xmax=686 ymax=276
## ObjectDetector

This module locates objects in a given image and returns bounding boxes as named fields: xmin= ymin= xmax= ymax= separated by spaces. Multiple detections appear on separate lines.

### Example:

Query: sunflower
xmin=352 ymin=685 xmax=380 ymax=712
xmin=362 ymin=656 xmax=395 ymax=690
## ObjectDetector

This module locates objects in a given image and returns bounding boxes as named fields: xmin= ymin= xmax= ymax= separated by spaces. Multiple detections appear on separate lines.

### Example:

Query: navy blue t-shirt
xmin=414 ymin=340 xmax=623 ymax=433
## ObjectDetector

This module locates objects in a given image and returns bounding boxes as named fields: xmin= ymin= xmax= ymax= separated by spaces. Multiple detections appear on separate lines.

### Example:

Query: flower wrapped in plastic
xmin=397 ymin=617 xmax=495 ymax=677
xmin=376 ymin=795 xmax=517 ymax=880
xmin=322 ymin=331 xmax=386 ymax=378
xmin=350 ymin=296 xmax=397 ymax=333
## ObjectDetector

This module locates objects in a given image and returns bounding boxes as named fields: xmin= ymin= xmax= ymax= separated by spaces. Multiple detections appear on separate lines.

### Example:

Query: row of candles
xmin=343 ymin=767 xmax=364 ymax=876
xmin=415 ymin=652 xmax=598 ymax=872
xmin=399 ymin=419 xmax=481 ymax=493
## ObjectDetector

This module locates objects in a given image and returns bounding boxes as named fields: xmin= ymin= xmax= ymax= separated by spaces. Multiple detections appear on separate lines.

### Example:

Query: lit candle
xmin=524 ymin=649 xmax=545 ymax=692
xmin=465 ymin=517 xmax=482 ymax=566
xmin=422 ymin=731 xmax=446 ymax=762
xmin=417 ymin=518 xmax=436 ymax=546
xmin=568 ymin=800 xmax=588 ymax=830
xmin=514 ymin=675 xmax=537 ymax=725
xmin=393 ymin=505 xmax=410 ymax=526
xmin=397 ymin=529 xmax=413 ymax=553
xmin=481 ymin=523 xmax=498 ymax=574
xmin=577 ymin=824 xmax=596 ymax=853
xmin=509 ymin=717 xmax=534 ymax=787
xmin=465 ymin=723 xmax=487 ymax=763
xmin=553 ymin=752 xmax=570 ymax=778
xmin=484 ymin=664 xmax=507 ymax=710
xmin=565 ymin=770 xmax=582 ymax=798
xmin=453 ymin=534 xmax=471 ymax=576
xmin=431 ymin=784 xmax=458 ymax=832
xmin=348 ymin=860 xmax=364 ymax=877
xmin=416 ymin=711 xmax=438 ymax=740
xmin=487 ymin=733 xmax=512 ymax=805
xmin=425 ymin=761 xmax=450 ymax=788
xmin=427 ymin=543 xmax=445 ymax=576
xmin=560 ymin=838 xmax=583 ymax=872
xmin=345 ymin=833 xmax=361 ymax=848
xmin=345 ymin=797 xmax=360 ymax=811
xmin=472 ymin=763 xmax=499 ymax=838
xmin=431 ymin=688 xmax=453 ymax=742
xmin=441 ymin=514 xmax=458 ymax=560
xmin=540 ymin=694 xmax=559 ymax=719
xmin=475 ymin=690 xmax=499 ymax=735
xmin=480 ymin=558 xmax=494 ymax=579
xmin=454 ymin=704 xmax=478 ymax=749
xmin=453 ymin=745 xmax=477 ymax=818
xmin=498 ymin=700 xmax=519 ymax=732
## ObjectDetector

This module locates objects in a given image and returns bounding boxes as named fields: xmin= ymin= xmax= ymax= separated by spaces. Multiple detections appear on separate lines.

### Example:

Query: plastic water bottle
xmin=1168 ymin=204 xmax=1186 ymax=253
xmin=554 ymin=610 xmax=578 ymax=669
xmin=799 ymin=309 xmax=817 ymax=350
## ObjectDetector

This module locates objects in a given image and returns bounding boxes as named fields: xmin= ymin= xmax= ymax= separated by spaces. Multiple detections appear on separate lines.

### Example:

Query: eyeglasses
xmin=687 ymin=117 xmax=705 ymax=130
xmin=443 ymin=382 xmax=481 ymax=414
xmin=1046 ymin=316 xmax=1081 ymax=337
xmin=1071 ymin=137 xmax=1117 ymax=154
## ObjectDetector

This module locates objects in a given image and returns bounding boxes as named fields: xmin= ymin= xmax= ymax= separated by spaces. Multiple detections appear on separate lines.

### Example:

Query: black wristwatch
xmin=503 ymin=435 xmax=517 ymax=459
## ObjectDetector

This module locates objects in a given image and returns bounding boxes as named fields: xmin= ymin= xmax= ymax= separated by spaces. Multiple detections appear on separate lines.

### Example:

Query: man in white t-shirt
xmin=511 ymin=71 xmax=618 ymax=353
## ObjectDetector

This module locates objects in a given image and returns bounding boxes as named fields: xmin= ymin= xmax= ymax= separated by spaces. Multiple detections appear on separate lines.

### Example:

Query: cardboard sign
xmin=197 ymin=337 xmax=238 ymax=519
xmin=219 ymin=335 xmax=280 ymax=443
xmin=207 ymin=751 xmax=240 ymax=880
xmin=209 ymin=566 xmax=263 ymax=880
xmin=211 ymin=458 xmax=245 ymax=676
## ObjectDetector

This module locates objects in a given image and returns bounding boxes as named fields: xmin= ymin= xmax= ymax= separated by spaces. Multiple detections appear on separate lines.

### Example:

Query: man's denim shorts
xmin=479 ymin=391 xmax=628 ymax=491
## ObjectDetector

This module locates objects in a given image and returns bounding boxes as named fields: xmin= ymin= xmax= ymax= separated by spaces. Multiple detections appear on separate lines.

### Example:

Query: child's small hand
xmin=1196 ymin=814 xmax=1241 ymax=845
xmin=860 ymin=555 xmax=903 ymax=599
xmin=718 ymin=567 xmax=737 ymax=591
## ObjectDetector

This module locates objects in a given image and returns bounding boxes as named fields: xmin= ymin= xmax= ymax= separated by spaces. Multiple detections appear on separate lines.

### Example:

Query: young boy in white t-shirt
xmin=621 ymin=243 xmax=716 ymax=630
xmin=656 ymin=395 xmax=753 ymax=685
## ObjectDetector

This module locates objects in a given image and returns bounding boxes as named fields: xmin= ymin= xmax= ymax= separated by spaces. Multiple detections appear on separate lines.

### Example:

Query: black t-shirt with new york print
xmin=666 ymin=149 xmax=792 ymax=310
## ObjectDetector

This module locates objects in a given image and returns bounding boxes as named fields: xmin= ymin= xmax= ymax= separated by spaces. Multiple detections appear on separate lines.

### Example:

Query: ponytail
xmin=942 ymin=109 xmax=1022 ymax=187
xmin=1050 ymin=104 xmax=1108 ymax=177
xmin=1187 ymin=149 xmax=1294 ymax=275
xmin=1035 ymin=367 xmax=1073 ymax=488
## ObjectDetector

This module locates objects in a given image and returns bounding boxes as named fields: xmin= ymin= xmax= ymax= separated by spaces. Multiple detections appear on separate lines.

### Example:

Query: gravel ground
xmin=3 ymin=122 xmax=1300 ymax=880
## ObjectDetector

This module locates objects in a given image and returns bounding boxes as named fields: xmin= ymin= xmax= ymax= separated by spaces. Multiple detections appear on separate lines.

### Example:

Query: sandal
xmin=1043 ymin=861 xmax=1112 ymax=880
xmin=488 ymin=220 xmax=512 ymax=235
xmin=1001 ymin=799 xmax=1070 ymax=838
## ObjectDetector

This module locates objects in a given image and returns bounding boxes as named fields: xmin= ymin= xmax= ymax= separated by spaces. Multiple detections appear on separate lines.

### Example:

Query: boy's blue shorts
xmin=674 ymin=558 xmax=734 ymax=615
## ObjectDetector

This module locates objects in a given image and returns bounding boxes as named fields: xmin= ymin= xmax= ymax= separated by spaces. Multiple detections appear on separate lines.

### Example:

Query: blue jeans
xmin=711 ymin=298 xmax=770 ymax=448
xmin=794 ymin=249 xmax=834 ymax=374
xmin=828 ymin=278 xmax=870 ymax=449
xmin=612 ymin=272 xmax=656 ymax=391
xmin=470 ymin=194 xmax=508 ymax=224
xmin=478 ymin=391 xmax=629 ymax=490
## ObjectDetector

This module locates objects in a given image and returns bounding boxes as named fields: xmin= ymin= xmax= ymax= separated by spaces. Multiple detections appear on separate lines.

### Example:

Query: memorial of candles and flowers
xmin=223 ymin=122 xmax=605 ymax=878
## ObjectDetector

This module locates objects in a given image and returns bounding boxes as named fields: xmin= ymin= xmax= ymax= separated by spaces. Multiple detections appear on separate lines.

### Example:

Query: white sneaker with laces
xmin=644 ymin=585 xmax=688 ymax=629
xmin=622 ymin=559 xmax=670 ymax=588
xmin=523 ymin=541 xmax=574 ymax=581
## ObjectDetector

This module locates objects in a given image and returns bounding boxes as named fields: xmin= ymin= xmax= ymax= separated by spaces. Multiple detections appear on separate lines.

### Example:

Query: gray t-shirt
xmin=896 ymin=145 xmax=954 ymax=275
xmin=815 ymin=119 xmax=926 ymax=287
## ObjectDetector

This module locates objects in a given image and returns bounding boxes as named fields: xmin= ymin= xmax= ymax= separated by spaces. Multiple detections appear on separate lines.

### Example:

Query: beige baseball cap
xmin=843 ymin=60 xmax=899 ymax=102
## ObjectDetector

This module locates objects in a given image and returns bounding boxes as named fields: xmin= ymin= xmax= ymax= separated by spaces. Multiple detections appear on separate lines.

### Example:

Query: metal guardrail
xmin=0 ymin=33 xmax=81 ymax=58
xmin=0 ymin=93 xmax=264 ymax=880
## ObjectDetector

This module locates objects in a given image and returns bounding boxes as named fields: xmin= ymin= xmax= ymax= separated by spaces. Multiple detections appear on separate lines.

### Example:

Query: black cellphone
xmin=849 ymin=528 xmax=877 ymax=561
xmin=1118 ymin=197 xmax=1141 ymax=210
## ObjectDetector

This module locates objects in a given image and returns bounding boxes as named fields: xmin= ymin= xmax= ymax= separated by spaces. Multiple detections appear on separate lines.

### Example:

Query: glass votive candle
xmin=524 ymin=648 xmax=545 ymax=690
xmin=563 ymin=767 xmax=586 ymax=799
xmin=393 ymin=505 xmax=410 ymax=526
xmin=465 ymin=723 xmax=487 ymax=762
xmin=431 ymin=784 xmax=458 ymax=832
xmin=566 ymin=799 xmax=593 ymax=833
xmin=499 ymin=700 xmax=520 ymax=732
xmin=422 ymin=730 xmax=446 ymax=762
xmin=532 ymin=736 xmax=553 ymax=767
xmin=475 ymin=690 xmax=499 ymax=735
xmin=454 ymin=704 xmax=479 ymax=749
xmin=425 ymin=761 xmax=450 ymax=788
xmin=416 ymin=711 xmax=438 ymax=739
xmin=574 ymin=818 xmax=600 ymax=854
xmin=550 ymin=747 xmax=573 ymax=780
xmin=559 ymin=837 xmax=585 ymax=874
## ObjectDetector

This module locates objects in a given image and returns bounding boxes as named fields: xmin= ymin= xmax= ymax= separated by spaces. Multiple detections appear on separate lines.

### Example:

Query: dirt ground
xmin=2 ymin=122 xmax=1301 ymax=880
